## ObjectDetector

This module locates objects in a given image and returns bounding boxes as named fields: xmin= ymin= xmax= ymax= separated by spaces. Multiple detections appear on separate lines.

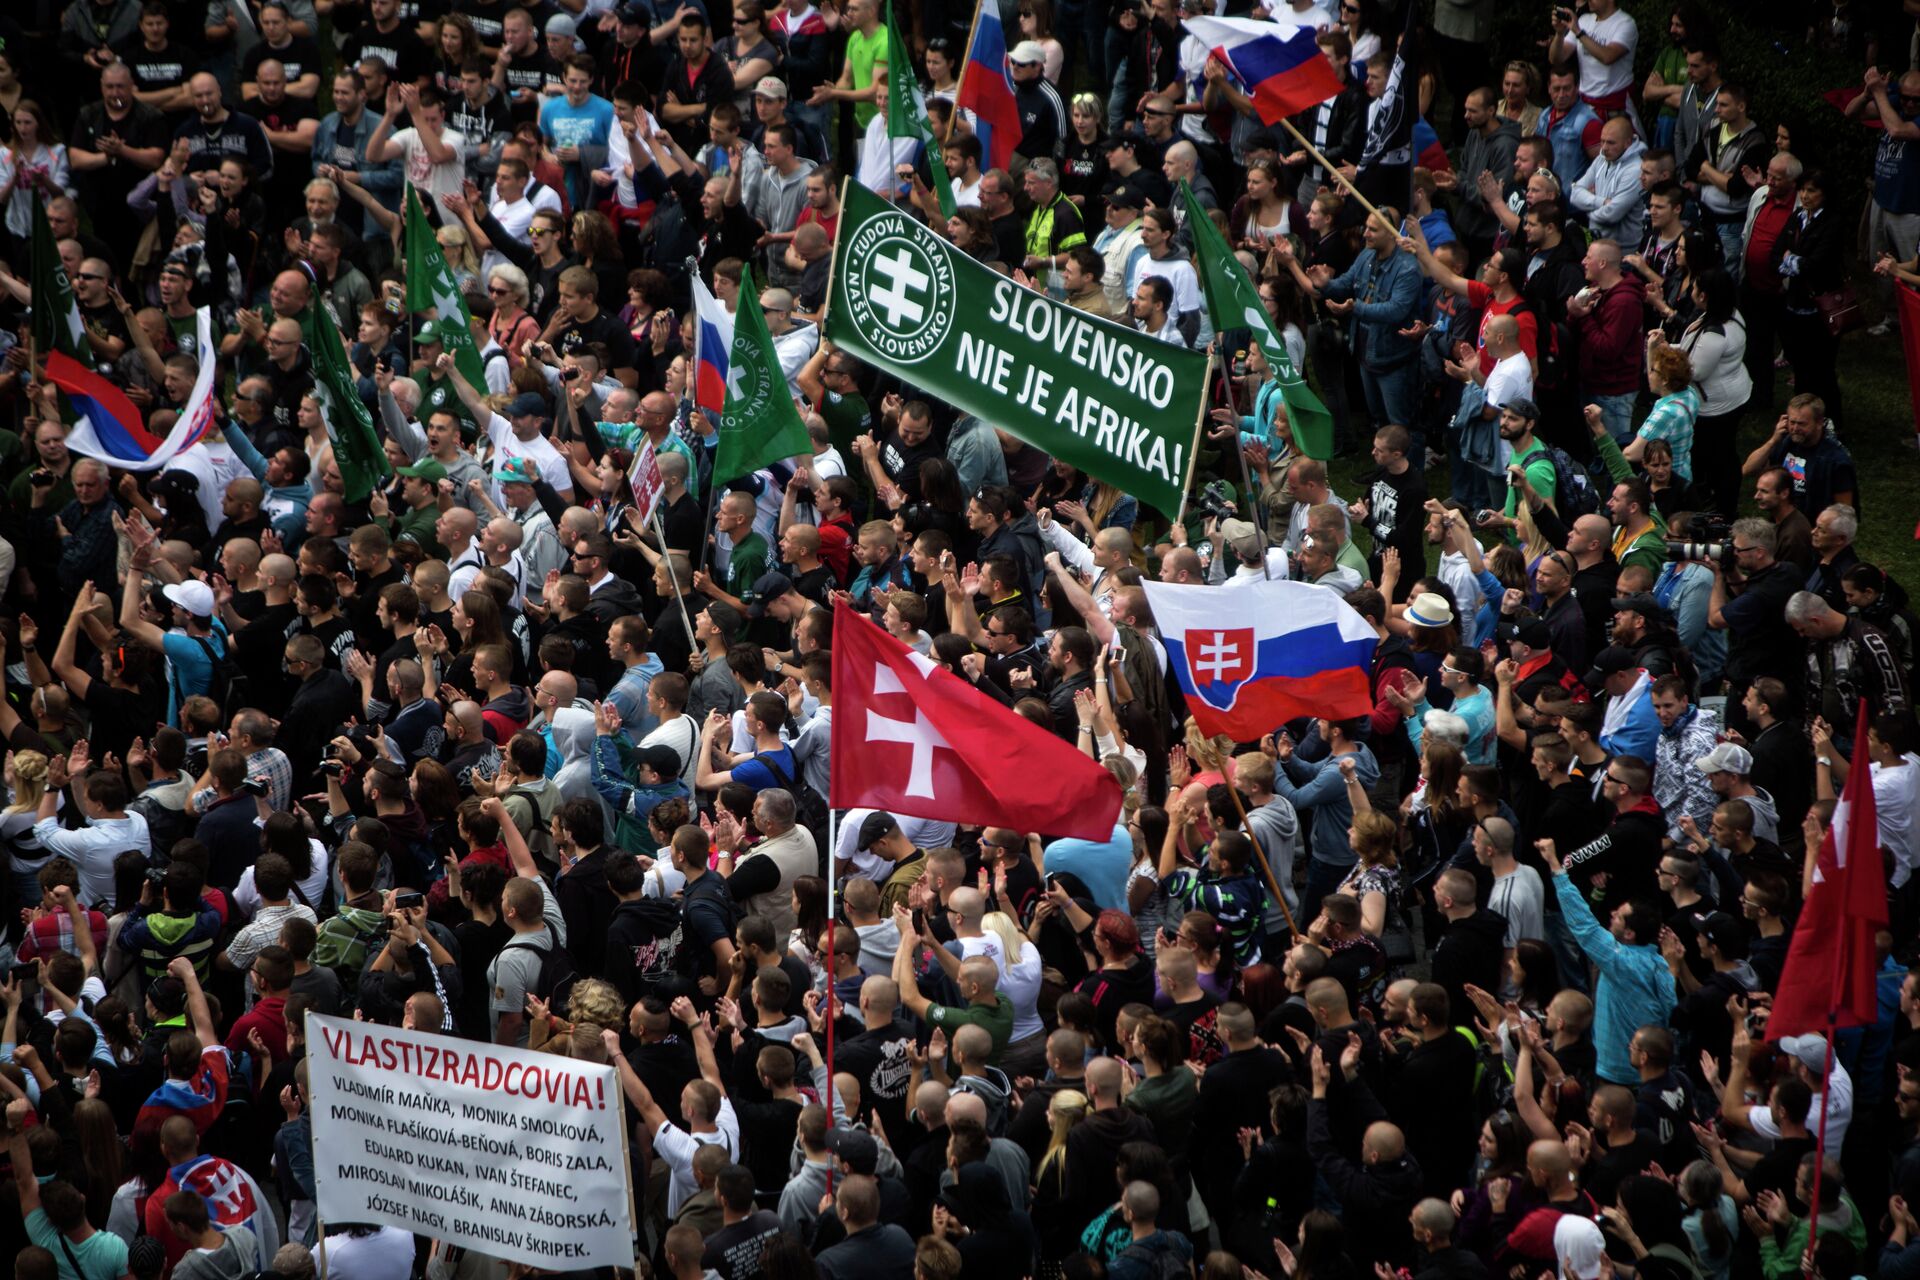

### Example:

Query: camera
xmin=1473 ymin=508 xmax=1499 ymax=527
xmin=395 ymin=891 xmax=425 ymax=910
xmin=1195 ymin=479 xmax=1236 ymax=522
xmin=240 ymin=777 xmax=268 ymax=796
xmin=1664 ymin=513 xmax=1733 ymax=563
xmin=29 ymin=470 xmax=53 ymax=487
xmin=557 ymin=365 xmax=582 ymax=382
xmin=319 ymin=760 xmax=344 ymax=777
xmin=145 ymin=865 xmax=168 ymax=885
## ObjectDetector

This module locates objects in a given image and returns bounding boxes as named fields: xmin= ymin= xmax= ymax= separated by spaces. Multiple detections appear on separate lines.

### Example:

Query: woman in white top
xmin=1669 ymin=266 xmax=1750 ymax=519
xmin=983 ymin=910 xmax=1046 ymax=1074
xmin=3 ymin=750 xmax=53 ymax=907
xmin=0 ymin=101 xmax=73 ymax=241
xmin=1016 ymin=0 xmax=1066 ymax=85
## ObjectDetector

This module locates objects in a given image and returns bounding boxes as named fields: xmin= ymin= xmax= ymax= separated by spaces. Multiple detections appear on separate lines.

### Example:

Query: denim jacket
xmin=1319 ymin=247 xmax=1423 ymax=372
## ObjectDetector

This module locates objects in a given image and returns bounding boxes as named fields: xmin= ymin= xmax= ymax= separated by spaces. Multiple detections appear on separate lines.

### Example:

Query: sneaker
xmin=1869 ymin=320 xmax=1896 ymax=337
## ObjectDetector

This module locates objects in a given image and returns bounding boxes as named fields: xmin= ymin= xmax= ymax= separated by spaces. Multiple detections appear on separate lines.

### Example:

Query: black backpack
xmin=752 ymin=750 xmax=829 ymax=852
xmin=1115 ymin=1241 xmax=1192 ymax=1280
xmin=188 ymin=634 xmax=241 ymax=710
xmin=511 ymin=933 xmax=579 ymax=1008
xmin=1536 ymin=443 xmax=1602 ymax=520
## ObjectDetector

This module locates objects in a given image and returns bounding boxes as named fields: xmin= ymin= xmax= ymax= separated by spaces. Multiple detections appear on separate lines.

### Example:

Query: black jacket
xmin=1428 ymin=909 xmax=1508 ymax=1035
xmin=1385 ymin=1029 xmax=1482 ymax=1197
xmin=1306 ymin=1082 xmax=1425 ymax=1270
xmin=1771 ymin=205 xmax=1845 ymax=311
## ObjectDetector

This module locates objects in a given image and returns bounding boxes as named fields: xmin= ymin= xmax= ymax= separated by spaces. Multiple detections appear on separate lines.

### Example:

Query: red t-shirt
xmin=1468 ymin=281 xmax=1539 ymax=374
xmin=795 ymin=205 xmax=839 ymax=244
xmin=224 ymin=994 xmax=289 ymax=1074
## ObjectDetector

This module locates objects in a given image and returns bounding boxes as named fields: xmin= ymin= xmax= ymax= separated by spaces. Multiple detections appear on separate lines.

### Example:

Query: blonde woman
xmin=436 ymin=222 xmax=481 ymax=295
xmin=526 ymin=977 xmax=624 ymax=1061
xmin=984 ymin=910 xmax=1048 ymax=1077
xmin=1031 ymin=1088 xmax=1090 ymax=1279
xmin=1332 ymin=809 xmax=1401 ymax=939
xmin=3 ymin=749 xmax=51 ymax=905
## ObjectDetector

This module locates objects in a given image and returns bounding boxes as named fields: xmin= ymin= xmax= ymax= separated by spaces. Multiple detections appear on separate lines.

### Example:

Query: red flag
xmin=828 ymin=600 xmax=1124 ymax=839
xmin=1899 ymin=284 xmax=1920 ymax=447
xmin=1768 ymin=704 xmax=1888 ymax=1038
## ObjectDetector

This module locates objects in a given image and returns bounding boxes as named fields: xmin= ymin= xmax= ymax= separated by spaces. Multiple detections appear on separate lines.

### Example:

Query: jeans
xmin=1449 ymin=423 xmax=1493 ymax=510
xmin=1590 ymin=391 xmax=1637 ymax=444
xmin=787 ymin=102 xmax=832 ymax=158
xmin=1713 ymin=220 xmax=1746 ymax=284
xmin=1300 ymin=858 xmax=1350 ymax=929
xmin=1869 ymin=202 xmax=1920 ymax=321
xmin=1361 ymin=361 xmax=1417 ymax=433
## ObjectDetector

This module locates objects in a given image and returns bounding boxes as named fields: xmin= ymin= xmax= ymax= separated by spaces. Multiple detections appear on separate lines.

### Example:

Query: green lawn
xmin=1320 ymin=334 xmax=1920 ymax=586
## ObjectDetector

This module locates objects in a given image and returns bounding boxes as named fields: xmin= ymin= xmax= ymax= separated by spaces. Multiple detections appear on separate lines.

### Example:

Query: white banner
xmin=307 ymin=1013 xmax=635 ymax=1270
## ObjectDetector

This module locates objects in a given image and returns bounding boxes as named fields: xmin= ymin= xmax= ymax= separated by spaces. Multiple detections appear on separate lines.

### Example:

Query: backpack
xmin=751 ymin=750 xmax=829 ymax=852
xmin=188 ymin=634 xmax=241 ymax=710
xmin=510 ymin=933 xmax=578 ymax=1008
xmin=1116 ymin=1240 xmax=1192 ymax=1280
xmin=1535 ymin=443 xmax=1602 ymax=520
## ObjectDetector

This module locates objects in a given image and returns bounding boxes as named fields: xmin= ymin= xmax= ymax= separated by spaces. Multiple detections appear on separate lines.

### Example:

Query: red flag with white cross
xmin=828 ymin=599 xmax=1124 ymax=839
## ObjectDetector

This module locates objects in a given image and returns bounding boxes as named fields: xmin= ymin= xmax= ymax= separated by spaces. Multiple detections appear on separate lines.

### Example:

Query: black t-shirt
xmin=241 ymin=35 xmax=324 ymax=88
xmin=553 ymin=307 xmax=639 ymax=373
xmin=1583 ymin=1129 xmax=1659 ymax=1206
xmin=1360 ymin=463 xmax=1429 ymax=564
xmin=71 ymin=102 xmax=170 ymax=202
xmin=342 ymin=24 xmax=433 ymax=85
xmin=790 ymin=564 xmax=835 ymax=605
xmin=877 ymin=428 xmax=939 ymax=500
xmin=78 ymin=301 xmax=131 ymax=352
xmin=84 ymin=680 xmax=158 ymax=767
xmin=500 ymin=48 xmax=560 ymax=123
xmin=113 ymin=38 xmax=198 ymax=98
xmin=703 ymin=1210 xmax=784 ymax=1280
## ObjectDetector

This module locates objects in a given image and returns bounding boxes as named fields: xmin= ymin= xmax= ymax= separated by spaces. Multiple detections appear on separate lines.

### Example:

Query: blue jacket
xmin=1272 ymin=742 xmax=1380 ymax=869
xmin=313 ymin=108 xmax=403 ymax=235
xmin=1542 ymin=100 xmax=1601 ymax=186
xmin=1554 ymin=871 xmax=1675 ymax=1083
xmin=1319 ymin=246 xmax=1423 ymax=372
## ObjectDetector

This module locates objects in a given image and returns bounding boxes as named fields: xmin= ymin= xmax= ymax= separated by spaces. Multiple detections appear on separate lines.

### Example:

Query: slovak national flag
xmin=691 ymin=276 xmax=734 ymax=417
xmin=1182 ymin=15 xmax=1342 ymax=125
xmin=956 ymin=0 xmax=1022 ymax=173
xmin=44 ymin=307 xmax=219 ymax=471
xmin=1142 ymin=579 xmax=1375 ymax=739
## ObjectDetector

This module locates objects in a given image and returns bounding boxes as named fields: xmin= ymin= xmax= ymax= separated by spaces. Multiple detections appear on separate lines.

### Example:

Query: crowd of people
xmin=0 ymin=1 xmax=1916 ymax=1280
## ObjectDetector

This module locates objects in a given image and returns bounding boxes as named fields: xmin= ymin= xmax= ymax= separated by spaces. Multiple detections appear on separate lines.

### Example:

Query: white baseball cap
xmin=1009 ymin=40 xmax=1046 ymax=64
xmin=163 ymin=580 xmax=217 ymax=619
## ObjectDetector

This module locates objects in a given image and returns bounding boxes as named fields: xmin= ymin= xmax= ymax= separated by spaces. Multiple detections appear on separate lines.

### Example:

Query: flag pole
xmin=1276 ymin=118 xmax=1396 ymax=230
xmin=1214 ymin=351 xmax=1271 ymax=579
xmin=945 ymin=0 xmax=985 ymax=145
xmin=1221 ymin=776 xmax=1297 ymax=937
xmin=823 ymin=804 xmax=839 ymax=1197
xmin=1806 ymin=1009 xmax=1837 ymax=1260
xmin=651 ymin=510 xmax=699 ymax=647
xmin=1172 ymin=347 xmax=1214 ymax=530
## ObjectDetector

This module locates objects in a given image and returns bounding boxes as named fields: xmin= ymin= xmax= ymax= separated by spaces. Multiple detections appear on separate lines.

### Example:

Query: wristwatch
xmin=1817 ymin=756 xmax=1832 ymax=767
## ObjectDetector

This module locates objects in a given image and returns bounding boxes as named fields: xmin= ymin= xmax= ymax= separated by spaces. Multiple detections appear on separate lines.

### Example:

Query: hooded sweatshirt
xmin=1571 ymin=271 xmax=1648 ymax=396
xmin=481 ymin=685 xmax=534 ymax=741
xmin=549 ymin=707 xmax=614 ymax=827
xmin=1271 ymin=742 xmax=1382 ymax=869
xmin=172 ymin=1226 xmax=261 ymax=1280
xmin=604 ymin=896 xmax=688 ymax=1004
xmin=950 ymin=1065 xmax=1015 ymax=1137
xmin=1569 ymin=138 xmax=1649 ymax=245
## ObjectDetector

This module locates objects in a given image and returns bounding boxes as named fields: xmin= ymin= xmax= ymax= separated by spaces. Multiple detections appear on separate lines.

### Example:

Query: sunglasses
xmin=73 ymin=272 xmax=107 ymax=282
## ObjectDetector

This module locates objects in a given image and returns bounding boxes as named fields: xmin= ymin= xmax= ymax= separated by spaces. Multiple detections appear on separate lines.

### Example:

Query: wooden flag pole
xmin=1172 ymin=347 xmax=1215 ymax=530
xmin=944 ymin=0 xmax=986 ymax=144
xmin=1276 ymin=117 xmax=1398 ymax=230
xmin=1187 ymin=734 xmax=1298 ymax=938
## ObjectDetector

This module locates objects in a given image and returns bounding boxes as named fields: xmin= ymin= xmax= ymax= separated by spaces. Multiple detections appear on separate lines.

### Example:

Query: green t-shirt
xmin=1502 ymin=438 xmax=1556 ymax=527
xmin=394 ymin=503 xmax=449 ymax=559
xmin=926 ymin=993 xmax=1015 ymax=1062
xmin=724 ymin=530 xmax=771 ymax=605
xmin=29 ymin=1208 xmax=129 ymax=1280
xmin=817 ymin=389 xmax=871 ymax=467
xmin=846 ymin=26 xmax=890 ymax=128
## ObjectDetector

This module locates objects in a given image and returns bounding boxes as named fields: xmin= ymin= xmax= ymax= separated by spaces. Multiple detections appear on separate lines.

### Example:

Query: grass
xmin=1317 ymin=331 xmax=1920 ymax=587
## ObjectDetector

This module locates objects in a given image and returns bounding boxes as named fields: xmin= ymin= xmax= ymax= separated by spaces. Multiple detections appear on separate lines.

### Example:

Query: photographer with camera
xmin=1548 ymin=0 xmax=1639 ymax=123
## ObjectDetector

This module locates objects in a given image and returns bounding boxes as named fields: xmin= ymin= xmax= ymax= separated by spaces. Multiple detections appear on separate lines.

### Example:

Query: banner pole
xmin=652 ymin=510 xmax=699 ymax=648
xmin=1172 ymin=347 xmax=1214 ymax=530
xmin=824 ymin=801 xmax=840 ymax=1198
xmin=1223 ymin=779 xmax=1297 ymax=937
xmin=305 ymin=1007 xmax=328 ymax=1278
xmin=1806 ymin=1010 xmax=1837 ymax=1261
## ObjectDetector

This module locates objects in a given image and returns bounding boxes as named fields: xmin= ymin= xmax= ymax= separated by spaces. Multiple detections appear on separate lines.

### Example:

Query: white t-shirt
xmin=656 ymin=1098 xmax=740 ymax=1215
xmin=952 ymin=173 xmax=982 ymax=208
xmin=1873 ymin=754 xmax=1920 ymax=887
xmin=1484 ymin=350 xmax=1535 ymax=413
xmin=1488 ymin=864 xmax=1546 ymax=946
xmin=1436 ymin=549 xmax=1486 ymax=648
xmin=1748 ymin=1057 xmax=1852 ymax=1153
xmin=391 ymin=125 xmax=469 ymax=202
xmin=169 ymin=438 xmax=253 ymax=534
xmin=323 ymin=1226 xmax=418 ymax=1280
xmin=1574 ymin=10 xmax=1638 ymax=99
xmin=483 ymin=411 xmax=573 ymax=502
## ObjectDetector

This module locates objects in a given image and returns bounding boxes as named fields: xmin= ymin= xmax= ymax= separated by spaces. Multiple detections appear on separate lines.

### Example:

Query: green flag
xmin=300 ymin=295 xmax=392 ymax=503
xmin=1179 ymin=180 xmax=1335 ymax=461
xmin=887 ymin=2 xmax=955 ymax=219
xmin=713 ymin=272 xmax=811 ymax=485
xmin=30 ymin=196 xmax=87 ymax=363
xmin=826 ymin=181 xmax=1208 ymax=517
xmin=403 ymin=186 xmax=488 ymax=392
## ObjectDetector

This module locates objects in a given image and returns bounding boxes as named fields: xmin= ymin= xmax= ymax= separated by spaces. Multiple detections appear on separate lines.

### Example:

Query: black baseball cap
xmin=857 ymin=811 xmax=901 ymax=850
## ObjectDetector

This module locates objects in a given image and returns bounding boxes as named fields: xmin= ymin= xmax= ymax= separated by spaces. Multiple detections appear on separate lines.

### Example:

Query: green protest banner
xmin=825 ymin=182 xmax=1208 ymax=517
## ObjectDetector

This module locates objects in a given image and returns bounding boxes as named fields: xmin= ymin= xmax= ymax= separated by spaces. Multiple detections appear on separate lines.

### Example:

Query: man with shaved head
xmin=1308 ymin=1038 xmax=1425 ymax=1269
xmin=1064 ymin=1055 xmax=1156 ymax=1227
xmin=1566 ymin=237 xmax=1647 ymax=443
xmin=893 ymin=904 xmax=1014 ymax=1066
